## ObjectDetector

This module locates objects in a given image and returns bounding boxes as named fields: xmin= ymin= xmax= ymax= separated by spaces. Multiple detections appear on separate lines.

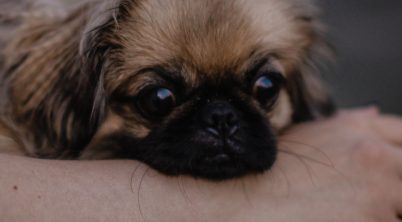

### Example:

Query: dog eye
xmin=137 ymin=87 xmax=176 ymax=119
xmin=252 ymin=73 xmax=282 ymax=106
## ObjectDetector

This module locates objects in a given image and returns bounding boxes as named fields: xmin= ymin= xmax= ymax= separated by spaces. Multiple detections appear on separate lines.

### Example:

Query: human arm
xmin=0 ymin=108 xmax=401 ymax=222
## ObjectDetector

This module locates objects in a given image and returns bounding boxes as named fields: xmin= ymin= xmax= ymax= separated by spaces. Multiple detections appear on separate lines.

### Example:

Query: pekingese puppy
xmin=0 ymin=0 xmax=334 ymax=180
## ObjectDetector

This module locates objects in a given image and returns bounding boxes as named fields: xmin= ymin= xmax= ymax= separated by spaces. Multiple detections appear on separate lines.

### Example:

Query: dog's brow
xmin=243 ymin=57 xmax=269 ymax=82
xmin=247 ymin=58 xmax=268 ymax=75
xmin=137 ymin=66 xmax=181 ymax=81
xmin=136 ymin=65 xmax=186 ymax=89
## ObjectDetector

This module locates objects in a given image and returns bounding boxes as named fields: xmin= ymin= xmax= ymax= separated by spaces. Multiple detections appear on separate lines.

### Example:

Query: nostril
xmin=225 ymin=112 xmax=238 ymax=126
xmin=202 ymin=101 xmax=240 ymax=137
xmin=206 ymin=127 xmax=220 ymax=137
xmin=211 ymin=114 xmax=220 ymax=126
xmin=228 ymin=125 xmax=239 ymax=137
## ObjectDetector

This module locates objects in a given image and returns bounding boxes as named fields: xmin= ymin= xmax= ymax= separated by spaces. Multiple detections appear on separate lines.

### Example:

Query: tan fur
xmin=0 ymin=0 xmax=332 ymax=158
xmin=100 ymin=0 xmax=324 ymax=136
xmin=0 ymin=121 xmax=23 ymax=156
xmin=105 ymin=0 xmax=317 ymax=89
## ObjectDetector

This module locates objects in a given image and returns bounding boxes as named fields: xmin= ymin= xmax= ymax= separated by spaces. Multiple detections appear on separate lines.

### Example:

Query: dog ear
xmin=0 ymin=1 xmax=130 ymax=157
xmin=287 ymin=69 xmax=336 ymax=123
xmin=287 ymin=15 xmax=336 ymax=123
xmin=79 ymin=0 xmax=127 ymax=130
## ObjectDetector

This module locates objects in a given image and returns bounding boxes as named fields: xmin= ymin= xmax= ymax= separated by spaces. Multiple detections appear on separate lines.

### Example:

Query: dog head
xmin=78 ymin=0 xmax=334 ymax=180
xmin=3 ymin=0 xmax=334 ymax=180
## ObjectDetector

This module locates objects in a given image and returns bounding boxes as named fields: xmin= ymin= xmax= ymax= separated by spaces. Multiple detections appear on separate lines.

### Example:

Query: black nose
xmin=202 ymin=101 xmax=239 ymax=138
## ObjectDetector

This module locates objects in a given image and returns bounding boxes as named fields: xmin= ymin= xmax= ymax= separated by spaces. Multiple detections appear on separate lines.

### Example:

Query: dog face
xmin=79 ymin=0 xmax=334 ymax=179
xmin=1 ymin=0 xmax=334 ymax=180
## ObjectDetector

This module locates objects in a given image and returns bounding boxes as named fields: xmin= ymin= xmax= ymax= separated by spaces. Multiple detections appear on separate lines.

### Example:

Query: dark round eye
xmin=137 ymin=87 xmax=176 ymax=120
xmin=252 ymin=74 xmax=282 ymax=106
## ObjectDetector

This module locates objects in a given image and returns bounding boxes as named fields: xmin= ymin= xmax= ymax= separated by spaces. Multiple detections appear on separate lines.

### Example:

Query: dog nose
xmin=202 ymin=101 xmax=239 ymax=138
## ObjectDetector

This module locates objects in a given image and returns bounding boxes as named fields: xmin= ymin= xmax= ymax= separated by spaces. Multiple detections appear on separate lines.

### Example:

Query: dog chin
xmin=138 ymin=133 xmax=278 ymax=181
xmin=186 ymin=148 xmax=277 ymax=180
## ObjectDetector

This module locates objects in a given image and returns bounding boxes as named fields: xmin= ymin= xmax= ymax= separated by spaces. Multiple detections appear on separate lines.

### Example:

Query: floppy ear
xmin=287 ymin=17 xmax=336 ymax=123
xmin=0 ymin=0 xmax=129 ymax=157
xmin=79 ymin=0 xmax=128 ymax=130
xmin=287 ymin=69 xmax=336 ymax=123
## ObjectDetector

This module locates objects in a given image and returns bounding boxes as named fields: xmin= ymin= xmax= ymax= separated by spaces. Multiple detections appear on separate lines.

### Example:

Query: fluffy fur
xmin=0 ymin=0 xmax=334 ymax=180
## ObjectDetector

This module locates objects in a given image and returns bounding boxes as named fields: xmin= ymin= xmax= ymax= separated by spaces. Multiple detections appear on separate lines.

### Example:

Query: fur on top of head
xmin=0 ymin=0 xmax=334 ymax=179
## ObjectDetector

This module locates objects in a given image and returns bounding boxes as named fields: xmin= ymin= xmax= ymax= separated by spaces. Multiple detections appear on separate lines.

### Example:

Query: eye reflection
xmin=136 ymin=87 xmax=176 ymax=120
xmin=255 ymin=76 xmax=274 ymax=90
xmin=252 ymin=73 xmax=282 ymax=107
xmin=157 ymin=88 xmax=174 ymax=101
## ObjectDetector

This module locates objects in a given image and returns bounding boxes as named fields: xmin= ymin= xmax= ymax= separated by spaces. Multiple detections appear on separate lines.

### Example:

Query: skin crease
xmin=0 ymin=108 xmax=402 ymax=222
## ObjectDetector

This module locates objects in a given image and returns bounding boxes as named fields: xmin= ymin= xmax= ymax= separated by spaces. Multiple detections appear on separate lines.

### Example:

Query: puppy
xmin=0 ymin=0 xmax=334 ymax=180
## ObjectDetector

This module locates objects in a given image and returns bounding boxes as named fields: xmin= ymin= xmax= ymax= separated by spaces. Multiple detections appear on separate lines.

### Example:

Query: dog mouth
xmin=181 ymin=134 xmax=276 ymax=180
xmin=116 ymin=125 xmax=277 ymax=180
xmin=204 ymin=153 xmax=231 ymax=163
xmin=200 ymin=142 xmax=236 ymax=167
xmin=188 ymin=152 xmax=269 ymax=180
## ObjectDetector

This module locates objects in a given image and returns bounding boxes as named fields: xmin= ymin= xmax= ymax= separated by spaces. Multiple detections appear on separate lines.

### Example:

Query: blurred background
xmin=320 ymin=0 xmax=402 ymax=114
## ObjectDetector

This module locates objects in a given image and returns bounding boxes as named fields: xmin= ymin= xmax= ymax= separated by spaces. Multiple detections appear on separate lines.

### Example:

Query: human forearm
xmin=0 ymin=156 xmax=141 ymax=222
xmin=1 ymin=109 xmax=402 ymax=222
xmin=0 ymin=155 xmax=286 ymax=222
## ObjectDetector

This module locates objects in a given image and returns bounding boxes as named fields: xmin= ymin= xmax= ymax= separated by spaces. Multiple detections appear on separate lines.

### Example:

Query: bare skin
xmin=0 ymin=108 xmax=401 ymax=222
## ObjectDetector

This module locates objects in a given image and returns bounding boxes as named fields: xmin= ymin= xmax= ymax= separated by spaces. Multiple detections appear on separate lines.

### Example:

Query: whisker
xmin=278 ymin=148 xmax=333 ymax=168
xmin=130 ymin=162 xmax=144 ymax=193
xmin=279 ymin=139 xmax=335 ymax=168
xmin=137 ymin=167 xmax=150 ymax=222
xmin=177 ymin=175 xmax=193 ymax=205
xmin=279 ymin=144 xmax=317 ymax=187
xmin=275 ymin=165 xmax=291 ymax=198
xmin=278 ymin=146 xmax=355 ymax=193
xmin=241 ymin=180 xmax=253 ymax=206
